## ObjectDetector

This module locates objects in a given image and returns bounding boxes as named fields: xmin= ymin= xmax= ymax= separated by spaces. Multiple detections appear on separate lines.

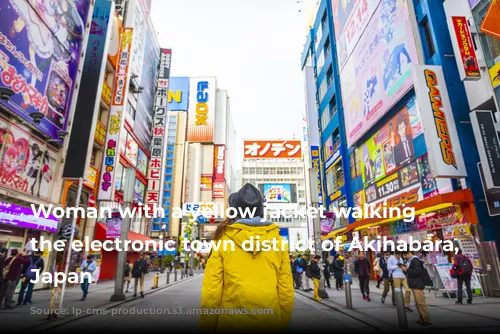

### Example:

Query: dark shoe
xmin=415 ymin=320 xmax=429 ymax=326
xmin=467 ymin=300 xmax=472 ymax=305
xmin=362 ymin=294 xmax=367 ymax=300
xmin=140 ymin=292 xmax=144 ymax=298
xmin=405 ymin=307 xmax=413 ymax=312
xmin=133 ymin=294 xmax=137 ymax=297
xmin=455 ymin=300 xmax=463 ymax=305
xmin=366 ymin=296 xmax=371 ymax=302
xmin=80 ymin=297 xmax=85 ymax=301
xmin=381 ymin=296 xmax=385 ymax=304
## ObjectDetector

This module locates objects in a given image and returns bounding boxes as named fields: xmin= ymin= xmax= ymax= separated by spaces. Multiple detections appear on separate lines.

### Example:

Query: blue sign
xmin=197 ymin=215 xmax=207 ymax=224
xmin=263 ymin=184 xmax=292 ymax=203
xmin=325 ymin=147 xmax=341 ymax=170
xmin=168 ymin=77 xmax=190 ymax=110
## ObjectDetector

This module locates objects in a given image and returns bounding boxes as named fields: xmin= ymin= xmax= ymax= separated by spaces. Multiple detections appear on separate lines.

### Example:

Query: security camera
xmin=0 ymin=88 xmax=14 ymax=102
xmin=29 ymin=111 xmax=45 ymax=125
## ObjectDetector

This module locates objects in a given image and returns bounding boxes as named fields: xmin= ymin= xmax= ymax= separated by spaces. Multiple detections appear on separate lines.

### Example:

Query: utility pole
xmin=110 ymin=167 xmax=135 ymax=301
xmin=189 ymin=221 xmax=198 ymax=276
xmin=309 ymin=168 xmax=329 ymax=299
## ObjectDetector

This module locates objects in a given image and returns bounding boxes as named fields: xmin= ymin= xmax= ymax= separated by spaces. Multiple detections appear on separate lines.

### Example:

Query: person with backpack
xmin=2 ymin=249 xmax=29 ymax=309
xmin=453 ymin=249 xmax=473 ymax=305
xmin=353 ymin=251 xmax=372 ymax=301
xmin=124 ymin=260 xmax=133 ymax=293
xmin=401 ymin=250 xmax=432 ymax=326
xmin=308 ymin=255 xmax=322 ymax=301
xmin=132 ymin=253 xmax=148 ymax=298
xmin=332 ymin=254 xmax=344 ymax=290
xmin=291 ymin=254 xmax=303 ymax=289
xmin=17 ymin=250 xmax=44 ymax=306
xmin=80 ymin=255 xmax=97 ymax=301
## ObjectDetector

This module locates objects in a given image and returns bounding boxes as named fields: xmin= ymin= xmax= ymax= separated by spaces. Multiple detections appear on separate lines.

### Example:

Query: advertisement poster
xmin=417 ymin=205 xmax=466 ymax=231
xmin=0 ymin=0 xmax=91 ymax=140
xmin=417 ymin=154 xmax=439 ymax=199
xmin=455 ymin=237 xmax=481 ymax=269
xmin=435 ymin=263 xmax=458 ymax=291
xmin=134 ymin=178 xmax=145 ymax=203
xmin=331 ymin=0 xmax=381 ymax=69
xmin=452 ymin=16 xmax=481 ymax=79
xmin=187 ymin=77 xmax=216 ymax=142
xmin=263 ymin=184 xmax=292 ymax=203
xmin=125 ymin=137 xmax=138 ymax=166
xmin=359 ymin=97 xmax=422 ymax=185
xmin=105 ymin=211 xmax=122 ymax=238
xmin=0 ymin=201 xmax=59 ymax=232
xmin=320 ymin=213 xmax=338 ymax=235
xmin=137 ymin=148 xmax=148 ymax=175
xmin=1 ymin=117 xmax=57 ymax=200
xmin=340 ymin=0 xmax=419 ymax=147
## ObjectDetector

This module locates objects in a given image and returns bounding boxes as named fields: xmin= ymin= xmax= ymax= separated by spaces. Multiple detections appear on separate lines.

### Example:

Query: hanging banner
xmin=146 ymin=48 xmax=172 ymax=207
xmin=97 ymin=28 xmax=134 ymax=201
xmin=413 ymin=65 xmax=467 ymax=178
xmin=212 ymin=144 xmax=225 ymax=199
xmin=310 ymin=145 xmax=323 ymax=206
xmin=451 ymin=16 xmax=481 ymax=80
xmin=105 ymin=211 xmax=122 ymax=238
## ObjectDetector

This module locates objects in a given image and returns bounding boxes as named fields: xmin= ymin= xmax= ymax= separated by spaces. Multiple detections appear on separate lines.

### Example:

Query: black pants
xmin=293 ymin=272 xmax=302 ymax=289
xmin=324 ymin=274 xmax=331 ymax=289
xmin=335 ymin=277 xmax=343 ymax=289
xmin=457 ymin=275 xmax=472 ymax=303
xmin=359 ymin=275 xmax=370 ymax=296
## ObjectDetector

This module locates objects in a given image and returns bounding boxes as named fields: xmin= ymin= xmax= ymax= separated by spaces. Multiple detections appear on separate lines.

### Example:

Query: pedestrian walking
xmin=80 ymin=255 xmax=97 ymax=301
xmin=309 ymin=255 xmax=322 ymax=301
xmin=132 ymin=253 xmax=148 ymax=298
xmin=380 ymin=251 xmax=395 ymax=305
xmin=0 ymin=248 xmax=8 ymax=309
xmin=291 ymin=254 xmax=303 ymax=289
xmin=402 ymin=251 xmax=432 ymax=326
xmin=453 ymin=249 xmax=473 ymax=305
xmin=332 ymin=254 xmax=344 ymax=290
xmin=124 ymin=260 xmax=132 ymax=293
xmin=200 ymin=183 xmax=294 ymax=332
xmin=373 ymin=253 xmax=383 ymax=288
xmin=17 ymin=250 xmax=44 ymax=305
xmin=353 ymin=251 xmax=371 ymax=301
xmin=388 ymin=251 xmax=413 ymax=312
xmin=1 ymin=249 xmax=29 ymax=309
xmin=323 ymin=256 xmax=331 ymax=289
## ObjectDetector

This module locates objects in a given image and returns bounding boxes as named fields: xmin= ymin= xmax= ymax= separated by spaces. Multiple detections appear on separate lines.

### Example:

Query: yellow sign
xmin=489 ymin=61 xmax=500 ymax=88
xmin=101 ymin=80 xmax=112 ymax=105
xmin=95 ymin=121 xmax=106 ymax=145
xmin=168 ymin=90 xmax=182 ymax=103
xmin=84 ymin=165 xmax=98 ymax=189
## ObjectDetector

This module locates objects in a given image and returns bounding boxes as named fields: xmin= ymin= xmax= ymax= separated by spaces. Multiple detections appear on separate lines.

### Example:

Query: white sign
xmin=413 ymin=65 xmax=467 ymax=178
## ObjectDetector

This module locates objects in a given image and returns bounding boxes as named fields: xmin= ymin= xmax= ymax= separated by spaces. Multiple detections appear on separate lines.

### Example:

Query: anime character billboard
xmin=0 ymin=0 xmax=90 ymax=140
xmin=339 ymin=0 xmax=419 ymax=148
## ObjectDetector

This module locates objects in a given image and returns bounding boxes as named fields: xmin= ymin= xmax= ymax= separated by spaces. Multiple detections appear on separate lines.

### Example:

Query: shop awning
xmin=347 ymin=189 xmax=477 ymax=232
xmin=321 ymin=227 xmax=347 ymax=240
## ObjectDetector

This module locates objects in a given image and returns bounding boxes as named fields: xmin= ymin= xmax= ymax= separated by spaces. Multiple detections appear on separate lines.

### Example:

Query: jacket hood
xmin=223 ymin=221 xmax=281 ymax=258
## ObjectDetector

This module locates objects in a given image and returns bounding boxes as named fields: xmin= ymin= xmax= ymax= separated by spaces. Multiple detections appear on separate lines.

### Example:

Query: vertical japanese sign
xmin=452 ymin=16 xmax=481 ymax=80
xmin=145 ymin=49 xmax=171 ymax=208
xmin=97 ymin=28 xmax=134 ymax=201
xmin=63 ymin=0 xmax=113 ymax=179
xmin=213 ymin=144 xmax=226 ymax=199
xmin=413 ymin=65 xmax=467 ymax=178
xmin=187 ymin=77 xmax=216 ymax=142
xmin=310 ymin=146 xmax=323 ymax=206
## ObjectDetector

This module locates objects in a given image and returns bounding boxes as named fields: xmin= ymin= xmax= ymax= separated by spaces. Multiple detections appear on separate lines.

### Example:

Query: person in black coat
xmin=380 ymin=251 xmax=395 ymax=305
xmin=331 ymin=254 xmax=344 ymax=290
xmin=354 ymin=252 xmax=372 ymax=301
xmin=402 ymin=251 xmax=431 ymax=326
xmin=323 ymin=257 xmax=331 ymax=289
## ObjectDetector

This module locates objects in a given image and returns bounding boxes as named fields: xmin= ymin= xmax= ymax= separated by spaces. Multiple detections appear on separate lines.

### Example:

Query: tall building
xmin=241 ymin=140 xmax=308 ymax=243
xmin=302 ymin=0 xmax=500 ymax=259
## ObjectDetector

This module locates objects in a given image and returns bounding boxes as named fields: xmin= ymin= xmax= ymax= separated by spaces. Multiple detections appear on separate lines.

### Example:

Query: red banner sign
xmin=213 ymin=144 xmax=225 ymax=198
xmin=452 ymin=16 xmax=481 ymax=79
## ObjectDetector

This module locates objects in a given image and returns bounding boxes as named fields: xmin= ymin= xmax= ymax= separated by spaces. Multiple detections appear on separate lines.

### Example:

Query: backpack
xmin=124 ymin=263 xmax=131 ymax=277
xmin=132 ymin=260 xmax=144 ymax=277
xmin=305 ymin=264 xmax=313 ymax=279
xmin=420 ymin=263 xmax=433 ymax=287
xmin=459 ymin=256 xmax=473 ymax=276
xmin=24 ymin=257 xmax=42 ymax=281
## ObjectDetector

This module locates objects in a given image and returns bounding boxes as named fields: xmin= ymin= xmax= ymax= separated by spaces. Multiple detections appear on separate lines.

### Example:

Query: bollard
xmin=394 ymin=288 xmax=408 ymax=329
xmin=152 ymin=273 xmax=159 ymax=289
xmin=181 ymin=270 xmax=184 ymax=279
xmin=174 ymin=269 xmax=178 ymax=282
xmin=166 ymin=271 xmax=170 ymax=284
xmin=345 ymin=280 xmax=353 ymax=309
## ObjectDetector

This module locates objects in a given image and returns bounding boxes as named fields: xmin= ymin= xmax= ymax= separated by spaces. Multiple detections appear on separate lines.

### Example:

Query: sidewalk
xmin=0 ymin=270 xmax=199 ymax=333
xmin=296 ymin=279 xmax=500 ymax=332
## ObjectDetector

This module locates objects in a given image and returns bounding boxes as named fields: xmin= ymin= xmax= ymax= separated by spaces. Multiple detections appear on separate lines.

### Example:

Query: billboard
xmin=168 ymin=77 xmax=190 ymax=111
xmin=0 ymin=0 xmax=91 ymax=140
xmin=451 ymin=16 xmax=481 ymax=80
xmin=244 ymin=140 xmax=302 ymax=159
xmin=0 ymin=201 xmax=59 ymax=233
xmin=262 ymin=184 xmax=293 ymax=203
xmin=471 ymin=110 xmax=500 ymax=189
xmin=358 ymin=96 xmax=423 ymax=185
xmin=331 ymin=0 xmax=381 ymax=69
xmin=340 ymin=0 xmax=419 ymax=147
xmin=413 ymin=65 xmax=467 ymax=178
xmin=97 ymin=28 xmax=134 ymax=201
xmin=187 ymin=77 xmax=216 ymax=142
xmin=213 ymin=144 xmax=225 ymax=198
xmin=63 ymin=0 xmax=113 ymax=179
xmin=134 ymin=25 xmax=159 ymax=149
xmin=145 ymin=49 xmax=171 ymax=206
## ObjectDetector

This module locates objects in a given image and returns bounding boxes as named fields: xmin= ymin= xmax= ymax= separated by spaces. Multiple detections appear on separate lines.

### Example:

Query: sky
xmin=150 ymin=0 xmax=311 ymax=162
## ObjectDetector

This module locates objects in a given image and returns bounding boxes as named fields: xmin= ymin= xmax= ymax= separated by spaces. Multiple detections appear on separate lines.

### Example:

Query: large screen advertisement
xmin=261 ymin=184 xmax=296 ymax=203
xmin=0 ymin=0 xmax=91 ymax=140
xmin=331 ymin=0 xmax=381 ymax=69
xmin=339 ymin=0 xmax=419 ymax=147
xmin=359 ymin=96 xmax=423 ymax=185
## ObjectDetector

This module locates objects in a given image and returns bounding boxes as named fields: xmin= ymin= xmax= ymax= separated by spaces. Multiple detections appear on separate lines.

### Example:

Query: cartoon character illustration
xmin=383 ymin=140 xmax=395 ymax=172
xmin=392 ymin=112 xmax=414 ymax=166
xmin=380 ymin=0 xmax=397 ymax=44
xmin=26 ymin=143 xmax=51 ymax=198
xmin=362 ymin=144 xmax=375 ymax=183
xmin=364 ymin=74 xmax=378 ymax=116
xmin=382 ymin=44 xmax=412 ymax=90
xmin=374 ymin=148 xmax=384 ymax=178
xmin=0 ymin=129 xmax=30 ymax=178
xmin=332 ymin=0 xmax=355 ymax=34
xmin=47 ymin=73 xmax=70 ymax=114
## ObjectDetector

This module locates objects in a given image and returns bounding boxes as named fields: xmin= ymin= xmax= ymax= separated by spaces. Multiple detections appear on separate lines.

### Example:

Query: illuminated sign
xmin=244 ymin=140 xmax=302 ymax=159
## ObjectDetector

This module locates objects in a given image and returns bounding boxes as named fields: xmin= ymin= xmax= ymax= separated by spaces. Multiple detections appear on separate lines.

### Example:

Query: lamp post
xmin=309 ymin=168 xmax=329 ymax=299
xmin=159 ymin=224 xmax=166 ymax=273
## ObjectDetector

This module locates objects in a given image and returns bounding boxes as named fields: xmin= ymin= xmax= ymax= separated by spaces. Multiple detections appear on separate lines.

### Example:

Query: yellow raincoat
xmin=200 ymin=221 xmax=294 ymax=332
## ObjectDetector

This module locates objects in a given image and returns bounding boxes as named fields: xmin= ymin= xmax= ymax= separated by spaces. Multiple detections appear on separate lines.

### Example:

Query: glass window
xmin=167 ymin=145 xmax=174 ymax=152
xmin=326 ymin=167 xmax=336 ymax=194
xmin=167 ymin=152 xmax=174 ymax=159
xmin=166 ymin=167 xmax=173 ymax=174
xmin=165 ymin=175 xmax=172 ymax=182
xmin=166 ymin=159 xmax=173 ymax=166
xmin=319 ymin=76 xmax=327 ymax=101
xmin=422 ymin=19 xmax=436 ymax=58
xmin=323 ymin=136 xmax=333 ymax=161
xmin=115 ymin=163 xmax=124 ymax=191
xmin=335 ymin=160 xmax=344 ymax=189
xmin=321 ymin=107 xmax=331 ymax=130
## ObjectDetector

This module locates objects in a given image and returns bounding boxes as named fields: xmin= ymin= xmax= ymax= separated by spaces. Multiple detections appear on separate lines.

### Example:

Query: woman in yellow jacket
xmin=200 ymin=184 xmax=294 ymax=332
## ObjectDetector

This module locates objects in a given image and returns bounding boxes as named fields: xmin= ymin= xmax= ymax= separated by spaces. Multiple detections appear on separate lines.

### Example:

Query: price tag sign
xmin=365 ymin=161 xmax=419 ymax=203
